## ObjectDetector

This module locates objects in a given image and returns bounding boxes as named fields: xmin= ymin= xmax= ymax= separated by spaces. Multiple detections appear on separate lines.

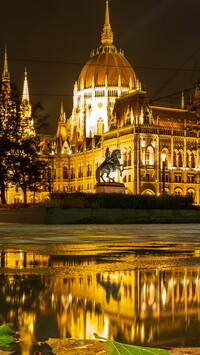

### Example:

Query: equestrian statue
xmin=96 ymin=148 xmax=124 ymax=183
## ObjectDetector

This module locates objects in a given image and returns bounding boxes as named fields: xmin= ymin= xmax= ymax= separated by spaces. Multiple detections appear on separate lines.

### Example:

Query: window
xmin=146 ymin=174 xmax=150 ymax=182
xmin=186 ymin=152 xmax=190 ymax=167
xmin=14 ymin=196 xmax=21 ymax=204
xmin=165 ymin=174 xmax=169 ymax=182
xmin=174 ymin=174 xmax=182 ymax=183
xmin=123 ymin=151 xmax=127 ymax=167
xmin=78 ymin=166 xmax=83 ymax=178
xmin=70 ymin=168 xmax=75 ymax=179
xmin=178 ymin=151 xmax=183 ymax=167
xmin=187 ymin=175 xmax=195 ymax=183
xmin=191 ymin=152 xmax=195 ymax=168
xmin=97 ymin=118 xmax=104 ymax=135
xmin=173 ymin=151 xmax=177 ymax=167
xmin=128 ymin=175 xmax=131 ymax=182
xmin=145 ymin=146 xmax=154 ymax=165
xmin=87 ymin=164 xmax=92 ymax=177
xmin=128 ymin=151 xmax=132 ymax=166
xmin=63 ymin=166 xmax=68 ymax=179
xmin=145 ymin=149 xmax=150 ymax=165
xmin=174 ymin=189 xmax=182 ymax=196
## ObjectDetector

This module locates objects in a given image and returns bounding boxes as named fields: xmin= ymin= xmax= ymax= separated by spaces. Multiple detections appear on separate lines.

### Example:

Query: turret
xmin=1 ymin=45 xmax=11 ymax=100
xmin=20 ymin=68 xmax=34 ymax=135
xmin=58 ymin=100 xmax=66 ymax=123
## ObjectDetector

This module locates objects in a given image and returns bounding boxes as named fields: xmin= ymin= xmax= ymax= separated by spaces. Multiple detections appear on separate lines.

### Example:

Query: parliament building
xmin=1 ymin=0 xmax=200 ymax=204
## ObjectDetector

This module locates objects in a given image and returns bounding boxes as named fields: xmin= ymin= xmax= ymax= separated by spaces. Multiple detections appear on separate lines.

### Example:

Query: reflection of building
xmin=1 ymin=0 xmax=200 ymax=204
xmin=1 ymin=249 xmax=200 ymax=348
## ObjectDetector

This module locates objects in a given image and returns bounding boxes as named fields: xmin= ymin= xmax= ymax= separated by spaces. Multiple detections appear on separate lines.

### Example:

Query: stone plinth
xmin=95 ymin=182 xmax=126 ymax=194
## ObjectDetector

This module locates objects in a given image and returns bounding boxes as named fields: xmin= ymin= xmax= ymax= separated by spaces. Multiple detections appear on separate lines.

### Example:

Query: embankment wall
xmin=0 ymin=207 xmax=199 ymax=224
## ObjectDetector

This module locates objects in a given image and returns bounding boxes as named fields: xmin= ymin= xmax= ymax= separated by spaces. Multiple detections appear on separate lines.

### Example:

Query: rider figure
xmin=105 ymin=148 xmax=114 ymax=164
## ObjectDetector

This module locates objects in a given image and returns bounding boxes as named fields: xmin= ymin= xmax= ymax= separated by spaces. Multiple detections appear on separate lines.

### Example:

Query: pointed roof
xmin=22 ymin=68 xmax=30 ymax=102
xmin=101 ymin=0 xmax=113 ymax=46
xmin=2 ymin=44 xmax=10 ymax=81
xmin=59 ymin=100 xmax=66 ymax=123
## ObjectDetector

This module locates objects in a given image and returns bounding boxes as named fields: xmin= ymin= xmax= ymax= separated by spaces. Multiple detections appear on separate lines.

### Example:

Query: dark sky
xmin=0 ymin=0 xmax=200 ymax=133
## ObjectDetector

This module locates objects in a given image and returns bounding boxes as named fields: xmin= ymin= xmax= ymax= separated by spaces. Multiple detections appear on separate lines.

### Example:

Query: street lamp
xmin=161 ymin=153 xmax=166 ymax=195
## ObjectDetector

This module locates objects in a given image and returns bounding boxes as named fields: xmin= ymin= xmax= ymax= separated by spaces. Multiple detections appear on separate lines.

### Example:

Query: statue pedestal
xmin=95 ymin=182 xmax=126 ymax=194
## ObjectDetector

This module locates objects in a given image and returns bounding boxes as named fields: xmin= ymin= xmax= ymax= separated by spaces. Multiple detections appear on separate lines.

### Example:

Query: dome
xmin=77 ymin=0 xmax=137 ymax=91
xmin=77 ymin=47 xmax=136 ymax=90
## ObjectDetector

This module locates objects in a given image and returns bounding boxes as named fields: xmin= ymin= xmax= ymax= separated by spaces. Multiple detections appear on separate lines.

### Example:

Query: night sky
xmin=0 ymin=0 xmax=200 ymax=133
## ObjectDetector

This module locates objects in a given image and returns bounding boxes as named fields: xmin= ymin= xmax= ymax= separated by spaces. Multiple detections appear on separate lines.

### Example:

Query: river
xmin=0 ymin=224 xmax=200 ymax=354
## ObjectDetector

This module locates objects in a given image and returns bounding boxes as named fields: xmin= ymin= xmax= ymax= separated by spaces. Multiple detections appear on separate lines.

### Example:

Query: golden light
xmin=161 ymin=153 xmax=166 ymax=162
xmin=162 ymin=287 xmax=167 ymax=306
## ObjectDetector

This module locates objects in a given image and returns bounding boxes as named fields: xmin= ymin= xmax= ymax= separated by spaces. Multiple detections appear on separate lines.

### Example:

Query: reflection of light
xmin=143 ymin=283 xmax=146 ymax=294
xmin=29 ymin=322 xmax=34 ymax=333
xmin=161 ymin=153 xmax=166 ymax=162
xmin=101 ymin=315 xmax=109 ymax=339
xmin=140 ymin=323 xmax=145 ymax=343
xmin=162 ymin=287 xmax=167 ymax=305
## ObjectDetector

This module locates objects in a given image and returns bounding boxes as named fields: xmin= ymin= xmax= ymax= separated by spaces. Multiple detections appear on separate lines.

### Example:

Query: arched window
xmin=63 ymin=166 xmax=68 ymax=179
xmin=146 ymin=146 xmax=154 ymax=165
xmin=191 ymin=152 xmax=195 ymax=168
xmin=187 ymin=188 xmax=195 ymax=198
xmin=145 ymin=149 xmax=150 ymax=165
xmin=123 ymin=151 xmax=127 ymax=167
xmin=178 ymin=151 xmax=183 ymax=167
xmin=186 ymin=152 xmax=190 ymax=167
xmin=87 ymin=164 xmax=92 ymax=177
xmin=161 ymin=149 xmax=168 ymax=167
xmin=173 ymin=151 xmax=177 ymax=167
xmin=78 ymin=165 xmax=83 ymax=178
xmin=128 ymin=150 xmax=132 ymax=166
xmin=174 ymin=188 xmax=183 ymax=196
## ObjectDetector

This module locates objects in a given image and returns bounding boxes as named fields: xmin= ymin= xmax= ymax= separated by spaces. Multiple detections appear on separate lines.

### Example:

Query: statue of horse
xmin=96 ymin=149 xmax=124 ymax=183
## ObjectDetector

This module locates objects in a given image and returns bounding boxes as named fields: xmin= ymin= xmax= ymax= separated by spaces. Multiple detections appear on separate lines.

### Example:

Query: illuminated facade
xmin=54 ymin=0 xmax=200 ymax=203
xmin=1 ymin=0 xmax=200 ymax=203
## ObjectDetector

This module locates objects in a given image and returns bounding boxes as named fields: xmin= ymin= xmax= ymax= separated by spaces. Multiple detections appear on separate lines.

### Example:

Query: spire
xmin=22 ymin=68 xmax=30 ymax=102
xmin=101 ymin=0 xmax=113 ymax=46
xmin=21 ymin=67 xmax=33 ymax=135
xmin=181 ymin=90 xmax=185 ymax=109
xmin=59 ymin=100 xmax=66 ymax=123
xmin=2 ymin=44 xmax=10 ymax=82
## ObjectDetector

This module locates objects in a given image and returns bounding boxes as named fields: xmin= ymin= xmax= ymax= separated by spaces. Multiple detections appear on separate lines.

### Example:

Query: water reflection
xmin=0 ymin=248 xmax=200 ymax=354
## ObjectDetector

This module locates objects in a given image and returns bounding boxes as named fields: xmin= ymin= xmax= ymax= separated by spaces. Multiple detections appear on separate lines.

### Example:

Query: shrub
xmin=48 ymin=192 xmax=195 ymax=210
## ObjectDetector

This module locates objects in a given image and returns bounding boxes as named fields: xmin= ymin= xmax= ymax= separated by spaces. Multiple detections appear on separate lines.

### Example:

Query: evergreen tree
xmin=0 ymin=89 xmax=48 ymax=204
xmin=9 ymin=136 xmax=48 ymax=204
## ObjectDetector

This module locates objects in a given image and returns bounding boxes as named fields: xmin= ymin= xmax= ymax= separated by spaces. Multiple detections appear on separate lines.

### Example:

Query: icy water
xmin=0 ymin=224 xmax=200 ymax=354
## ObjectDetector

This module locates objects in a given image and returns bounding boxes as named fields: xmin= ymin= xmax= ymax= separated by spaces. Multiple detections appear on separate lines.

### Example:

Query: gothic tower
xmin=20 ymin=68 xmax=35 ymax=136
